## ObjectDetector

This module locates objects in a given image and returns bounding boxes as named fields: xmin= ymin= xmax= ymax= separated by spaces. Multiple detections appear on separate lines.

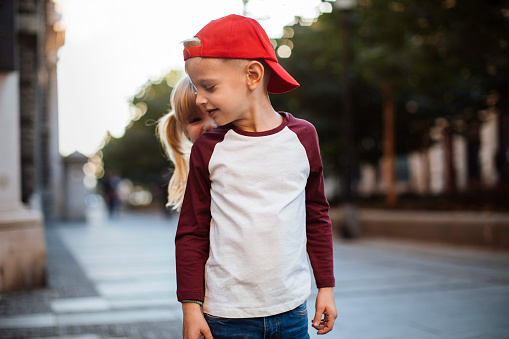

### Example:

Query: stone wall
xmin=0 ymin=0 xmax=65 ymax=292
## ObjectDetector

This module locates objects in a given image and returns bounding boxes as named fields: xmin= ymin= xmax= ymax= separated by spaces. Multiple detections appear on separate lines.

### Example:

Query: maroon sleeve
xmin=175 ymin=138 xmax=214 ymax=302
xmin=290 ymin=116 xmax=335 ymax=288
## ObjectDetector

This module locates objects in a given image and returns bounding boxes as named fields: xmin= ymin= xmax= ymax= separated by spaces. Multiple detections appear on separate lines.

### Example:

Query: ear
xmin=245 ymin=61 xmax=264 ymax=91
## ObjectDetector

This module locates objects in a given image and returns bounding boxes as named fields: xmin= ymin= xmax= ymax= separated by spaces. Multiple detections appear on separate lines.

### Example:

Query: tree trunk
xmin=339 ymin=10 xmax=359 ymax=238
xmin=496 ymin=108 xmax=509 ymax=182
xmin=444 ymin=125 xmax=457 ymax=194
xmin=467 ymin=119 xmax=481 ymax=189
xmin=382 ymin=82 xmax=397 ymax=208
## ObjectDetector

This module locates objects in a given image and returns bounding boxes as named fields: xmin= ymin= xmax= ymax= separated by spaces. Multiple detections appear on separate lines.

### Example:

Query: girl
xmin=157 ymin=76 xmax=217 ymax=210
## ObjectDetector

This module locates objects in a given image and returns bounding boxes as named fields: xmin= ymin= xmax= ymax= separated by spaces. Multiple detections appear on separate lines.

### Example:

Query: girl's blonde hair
xmin=157 ymin=76 xmax=201 ymax=210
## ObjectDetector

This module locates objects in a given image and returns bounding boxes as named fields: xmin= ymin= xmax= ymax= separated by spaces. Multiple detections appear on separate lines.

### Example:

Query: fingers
xmin=203 ymin=327 xmax=214 ymax=339
xmin=312 ymin=307 xmax=327 ymax=333
xmin=312 ymin=307 xmax=337 ymax=334
xmin=313 ymin=313 xmax=334 ymax=334
xmin=182 ymin=321 xmax=214 ymax=339
xmin=200 ymin=321 xmax=213 ymax=339
xmin=312 ymin=304 xmax=324 ymax=329
xmin=319 ymin=312 xmax=335 ymax=334
xmin=188 ymin=328 xmax=213 ymax=339
xmin=313 ymin=303 xmax=325 ymax=328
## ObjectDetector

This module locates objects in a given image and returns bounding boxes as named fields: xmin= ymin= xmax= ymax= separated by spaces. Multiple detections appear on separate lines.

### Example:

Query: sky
xmin=56 ymin=0 xmax=330 ymax=156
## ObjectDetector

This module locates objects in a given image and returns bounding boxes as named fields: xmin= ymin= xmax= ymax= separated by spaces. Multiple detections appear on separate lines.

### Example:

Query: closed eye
xmin=189 ymin=117 xmax=201 ymax=124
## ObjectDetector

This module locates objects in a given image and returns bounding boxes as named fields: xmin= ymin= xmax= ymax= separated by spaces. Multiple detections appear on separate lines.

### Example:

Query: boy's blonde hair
xmin=183 ymin=38 xmax=272 ymax=88
xmin=157 ymin=76 xmax=200 ymax=210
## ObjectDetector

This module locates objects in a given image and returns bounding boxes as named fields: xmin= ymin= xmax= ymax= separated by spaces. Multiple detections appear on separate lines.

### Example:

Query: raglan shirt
xmin=175 ymin=112 xmax=335 ymax=318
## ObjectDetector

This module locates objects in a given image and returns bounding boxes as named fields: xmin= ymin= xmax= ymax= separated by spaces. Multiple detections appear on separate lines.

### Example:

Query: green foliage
xmin=99 ymin=1 xmax=509 ymax=185
xmin=101 ymin=71 xmax=182 ymax=187
xmin=271 ymin=0 xmax=509 ymax=170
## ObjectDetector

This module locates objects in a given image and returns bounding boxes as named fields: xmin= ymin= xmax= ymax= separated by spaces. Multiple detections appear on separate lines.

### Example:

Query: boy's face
xmin=186 ymin=57 xmax=250 ymax=127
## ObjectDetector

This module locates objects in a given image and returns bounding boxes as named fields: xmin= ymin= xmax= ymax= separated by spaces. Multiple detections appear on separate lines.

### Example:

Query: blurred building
xmin=0 ymin=0 xmax=65 ymax=291
xmin=357 ymin=110 xmax=507 ymax=198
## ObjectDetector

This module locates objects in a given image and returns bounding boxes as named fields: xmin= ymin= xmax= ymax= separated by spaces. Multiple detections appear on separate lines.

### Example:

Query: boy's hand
xmin=312 ymin=287 xmax=337 ymax=335
xmin=182 ymin=302 xmax=213 ymax=339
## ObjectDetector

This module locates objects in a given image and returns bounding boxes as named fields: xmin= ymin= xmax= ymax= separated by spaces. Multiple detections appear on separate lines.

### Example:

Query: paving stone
xmin=0 ymin=321 xmax=182 ymax=339
xmin=29 ymin=335 xmax=99 ymax=339
xmin=0 ymin=224 xmax=98 ymax=317
xmin=56 ymin=308 xmax=181 ymax=327
xmin=0 ymin=313 xmax=55 ymax=329
xmin=51 ymin=297 xmax=109 ymax=313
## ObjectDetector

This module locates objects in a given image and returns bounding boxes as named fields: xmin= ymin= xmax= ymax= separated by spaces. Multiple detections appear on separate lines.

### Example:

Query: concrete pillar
xmin=64 ymin=152 xmax=88 ymax=221
xmin=0 ymin=72 xmax=45 ymax=292
xmin=408 ymin=151 xmax=429 ymax=195
xmin=479 ymin=109 xmax=499 ymax=187
xmin=428 ymin=141 xmax=446 ymax=194
xmin=45 ymin=53 xmax=65 ymax=220
xmin=357 ymin=163 xmax=376 ymax=197
xmin=42 ymin=0 xmax=66 ymax=221
xmin=453 ymin=135 xmax=468 ymax=192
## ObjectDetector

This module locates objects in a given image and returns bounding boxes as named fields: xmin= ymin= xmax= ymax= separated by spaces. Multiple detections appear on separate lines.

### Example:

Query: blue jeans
xmin=204 ymin=302 xmax=310 ymax=339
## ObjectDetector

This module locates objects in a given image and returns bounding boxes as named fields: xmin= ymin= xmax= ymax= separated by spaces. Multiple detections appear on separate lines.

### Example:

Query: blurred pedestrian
xmin=175 ymin=15 xmax=337 ymax=339
xmin=102 ymin=171 xmax=121 ymax=218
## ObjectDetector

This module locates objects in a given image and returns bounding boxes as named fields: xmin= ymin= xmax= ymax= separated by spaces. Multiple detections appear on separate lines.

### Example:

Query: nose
xmin=195 ymin=89 xmax=207 ymax=107
xmin=202 ymin=116 xmax=217 ymax=132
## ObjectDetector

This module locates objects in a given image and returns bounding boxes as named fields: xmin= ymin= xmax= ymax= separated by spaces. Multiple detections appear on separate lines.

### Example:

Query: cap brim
xmin=265 ymin=59 xmax=300 ymax=94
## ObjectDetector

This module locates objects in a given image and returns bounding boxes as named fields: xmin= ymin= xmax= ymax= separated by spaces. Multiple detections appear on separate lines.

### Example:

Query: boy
xmin=176 ymin=14 xmax=337 ymax=339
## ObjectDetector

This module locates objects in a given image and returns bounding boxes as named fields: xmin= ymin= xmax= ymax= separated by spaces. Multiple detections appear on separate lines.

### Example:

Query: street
xmin=1 ymin=206 xmax=508 ymax=339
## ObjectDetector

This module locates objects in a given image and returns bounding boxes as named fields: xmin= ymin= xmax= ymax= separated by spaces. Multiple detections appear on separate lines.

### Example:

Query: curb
xmin=330 ymin=207 xmax=509 ymax=250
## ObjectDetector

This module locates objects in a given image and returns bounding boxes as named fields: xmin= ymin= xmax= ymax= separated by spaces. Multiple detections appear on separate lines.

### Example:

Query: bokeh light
xmin=277 ymin=45 xmax=292 ymax=58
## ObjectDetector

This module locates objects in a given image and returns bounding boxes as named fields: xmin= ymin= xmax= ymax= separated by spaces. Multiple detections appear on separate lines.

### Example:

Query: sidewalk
xmin=1 ymin=207 xmax=509 ymax=338
xmin=0 ymin=209 xmax=182 ymax=338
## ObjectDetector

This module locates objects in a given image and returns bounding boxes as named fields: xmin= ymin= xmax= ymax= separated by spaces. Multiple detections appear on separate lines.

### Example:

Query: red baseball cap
xmin=183 ymin=14 xmax=299 ymax=94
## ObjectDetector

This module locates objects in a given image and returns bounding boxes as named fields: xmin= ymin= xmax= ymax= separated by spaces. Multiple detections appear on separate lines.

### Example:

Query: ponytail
xmin=157 ymin=112 xmax=192 ymax=211
xmin=157 ymin=76 xmax=203 ymax=210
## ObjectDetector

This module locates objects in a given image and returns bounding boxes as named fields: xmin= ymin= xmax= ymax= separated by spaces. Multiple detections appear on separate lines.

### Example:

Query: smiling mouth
xmin=207 ymin=109 xmax=218 ymax=117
